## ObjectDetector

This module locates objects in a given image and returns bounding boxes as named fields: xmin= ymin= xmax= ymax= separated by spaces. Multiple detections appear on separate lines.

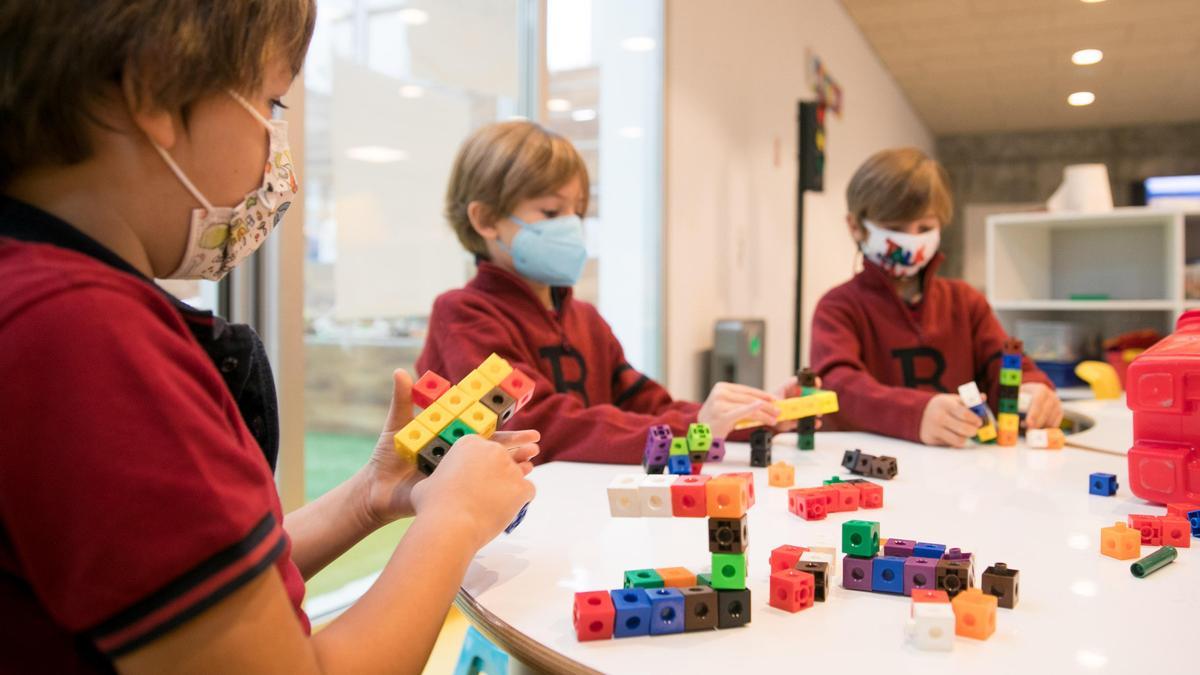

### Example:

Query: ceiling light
xmin=398 ymin=8 xmax=429 ymax=25
xmin=571 ymin=108 xmax=597 ymax=122
xmin=621 ymin=36 xmax=657 ymax=52
xmin=1071 ymin=49 xmax=1103 ymax=65
xmin=1068 ymin=91 xmax=1095 ymax=106
xmin=399 ymin=85 xmax=424 ymax=98
xmin=547 ymin=98 xmax=572 ymax=112
xmin=345 ymin=146 xmax=409 ymax=163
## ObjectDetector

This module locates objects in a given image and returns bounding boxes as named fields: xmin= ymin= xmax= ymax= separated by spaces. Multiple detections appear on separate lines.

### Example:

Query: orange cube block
xmin=768 ymin=462 xmax=795 ymax=487
xmin=996 ymin=428 xmax=1018 ymax=446
xmin=656 ymin=567 xmax=697 ymax=588
xmin=951 ymin=588 xmax=997 ymax=640
xmin=720 ymin=472 xmax=756 ymax=507
xmin=1100 ymin=522 xmax=1141 ymax=560
xmin=706 ymin=477 xmax=750 ymax=518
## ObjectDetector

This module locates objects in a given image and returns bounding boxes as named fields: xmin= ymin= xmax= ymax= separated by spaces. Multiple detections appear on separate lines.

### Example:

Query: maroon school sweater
xmin=416 ymin=262 xmax=700 ymax=464
xmin=810 ymin=254 xmax=1052 ymax=443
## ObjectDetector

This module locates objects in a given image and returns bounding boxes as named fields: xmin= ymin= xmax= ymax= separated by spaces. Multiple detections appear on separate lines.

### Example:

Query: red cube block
xmin=769 ymin=545 xmax=809 ymax=573
xmin=854 ymin=481 xmax=884 ymax=509
xmin=1161 ymin=515 xmax=1192 ymax=547
xmin=720 ymin=472 xmax=756 ymax=507
xmin=770 ymin=569 xmax=815 ymax=613
xmin=1128 ymin=514 xmax=1163 ymax=545
xmin=1166 ymin=502 xmax=1200 ymax=517
xmin=499 ymin=369 xmax=535 ymax=412
xmin=788 ymin=488 xmax=827 ymax=520
xmin=912 ymin=589 xmax=950 ymax=604
xmin=573 ymin=591 xmax=615 ymax=641
xmin=412 ymin=371 xmax=451 ymax=409
xmin=690 ymin=461 xmax=705 ymax=475
xmin=829 ymin=483 xmax=861 ymax=512
xmin=670 ymin=475 xmax=711 ymax=517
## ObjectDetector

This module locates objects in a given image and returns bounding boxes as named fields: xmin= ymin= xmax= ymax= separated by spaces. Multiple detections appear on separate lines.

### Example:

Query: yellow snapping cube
xmin=997 ymin=413 xmax=1019 ymax=432
xmin=477 ymin=353 xmax=514 ymax=386
xmin=458 ymin=401 xmax=498 ymax=437
xmin=435 ymin=385 xmax=472 ymax=417
xmin=976 ymin=423 xmax=997 ymax=442
xmin=458 ymin=370 xmax=493 ymax=402
xmin=394 ymin=420 xmax=434 ymax=462
xmin=415 ymin=401 xmax=453 ymax=436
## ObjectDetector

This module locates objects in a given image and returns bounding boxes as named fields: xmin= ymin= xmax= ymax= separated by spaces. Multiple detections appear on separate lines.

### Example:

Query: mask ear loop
xmin=150 ymin=143 xmax=216 ymax=214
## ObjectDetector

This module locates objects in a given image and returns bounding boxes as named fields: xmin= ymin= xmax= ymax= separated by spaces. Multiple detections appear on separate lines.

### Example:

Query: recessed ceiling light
xmin=399 ymin=85 xmax=424 ymax=98
xmin=571 ymin=108 xmax=597 ymax=122
xmin=346 ymin=146 xmax=409 ymax=163
xmin=398 ymin=8 xmax=429 ymax=25
xmin=546 ymin=98 xmax=572 ymax=112
xmin=1068 ymin=91 xmax=1096 ymax=106
xmin=1071 ymin=49 xmax=1103 ymax=65
xmin=621 ymin=36 xmax=657 ymax=52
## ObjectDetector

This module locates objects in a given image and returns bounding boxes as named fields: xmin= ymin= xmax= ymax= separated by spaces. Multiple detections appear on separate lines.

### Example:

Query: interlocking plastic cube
xmin=769 ymin=569 xmax=814 ymax=613
xmin=706 ymin=477 xmax=749 ymax=518
xmin=711 ymin=553 xmax=747 ymax=590
xmin=842 ymin=555 xmax=873 ymax=591
xmin=768 ymin=461 xmax=795 ymax=487
xmin=638 ymin=475 xmax=675 ymax=518
xmin=908 ymin=601 xmax=955 ymax=651
xmin=670 ymin=475 xmax=710 ymax=517
xmin=1100 ymin=522 xmax=1141 ymax=560
xmin=903 ymin=557 xmax=939 ymax=596
xmin=769 ymin=545 xmax=808 ymax=573
xmin=842 ymin=520 xmax=880 ymax=558
xmin=412 ymin=370 xmax=451 ymax=409
xmin=872 ymin=556 xmax=905 ymax=594
xmin=1089 ymin=472 xmax=1118 ymax=496
xmin=607 ymin=474 xmax=642 ymax=517
xmin=573 ymin=591 xmax=615 ymax=641
xmin=951 ymin=588 xmax=997 ymax=640
xmin=624 ymin=568 xmax=664 ymax=589
xmin=610 ymin=589 xmax=651 ymax=638
xmin=646 ymin=588 xmax=686 ymax=635
xmin=686 ymin=423 xmax=712 ymax=452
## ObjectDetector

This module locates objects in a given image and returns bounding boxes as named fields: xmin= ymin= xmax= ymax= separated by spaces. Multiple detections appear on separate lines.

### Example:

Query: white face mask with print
xmin=859 ymin=219 xmax=940 ymax=278
xmin=151 ymin=91 xmax=299 ymax=281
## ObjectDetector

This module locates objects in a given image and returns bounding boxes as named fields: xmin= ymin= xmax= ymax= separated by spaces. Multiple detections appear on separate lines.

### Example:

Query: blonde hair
xmin=846 ymin=147 xmax=953 ymax=227
xmin=445 ymin=120 xmax=590 ymax=257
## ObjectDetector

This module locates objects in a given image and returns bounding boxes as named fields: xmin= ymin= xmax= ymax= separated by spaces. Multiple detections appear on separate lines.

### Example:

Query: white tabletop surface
xmin=462 ymin=424 xmax=1195 ymax=674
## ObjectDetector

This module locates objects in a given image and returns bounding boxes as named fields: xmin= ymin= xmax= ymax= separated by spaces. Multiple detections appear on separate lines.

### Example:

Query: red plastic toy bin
xmin=1126 ymin=310 xmax=1200 ymax=504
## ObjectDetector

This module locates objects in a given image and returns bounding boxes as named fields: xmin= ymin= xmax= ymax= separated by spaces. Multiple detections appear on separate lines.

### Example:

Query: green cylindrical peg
xmin=1130 ymin=546 xmax=1177 ymax=578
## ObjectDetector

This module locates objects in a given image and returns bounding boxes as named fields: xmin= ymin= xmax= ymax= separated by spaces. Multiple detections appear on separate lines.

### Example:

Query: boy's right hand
xmin=919 ymin=394 xmax=982 ymax=448
xmin=410 ymin=433 xmax=538 ymax=549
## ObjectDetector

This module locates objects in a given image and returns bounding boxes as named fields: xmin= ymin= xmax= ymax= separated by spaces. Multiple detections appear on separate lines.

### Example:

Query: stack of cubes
xmin=768 ymin=544 xmax=836 ymax=612
xmin=796 ymin=368 xmax=819 ymax=450
xmin=841 ymin=528 xmax=978 ymax=602
xmin=643 ymin=423 xmax=725 ymax=475
xmin=840 ymin=449 xmax=899 ymax=480
xmin=732 ymin=388 xmax=839 ymax=432
xmin=578 ymin=474 xmax=755 ymax=640
xmin=787 ymin=476 xmax=883 ymax=521
xmin=749 ymin=428 xmax=772 ymax=467
xmin=393 ymin=353 xmax=534 ymax=475
xmin=996 ymin=340 xmax=1024 ymax=446
xmin=956 ymin=381 xmax=997 ymax=443
xmin=1127 ymin=512 xmax=1193 ymax=548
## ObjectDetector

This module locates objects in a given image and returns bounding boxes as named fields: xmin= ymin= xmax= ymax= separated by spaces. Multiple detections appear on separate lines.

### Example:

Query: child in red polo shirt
xmin=810 ymin=147 xmax=1062 ymax=447
xmin=418 ymin=121 xmax=789 ymax=464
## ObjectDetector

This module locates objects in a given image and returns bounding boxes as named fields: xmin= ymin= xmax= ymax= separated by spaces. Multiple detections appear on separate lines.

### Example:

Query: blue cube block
xmin=1089 ymin=472 xmax=1118 ymax=496
xmin=913 ymin=542 xmax=946 ymax=559
xmin=610 ymin=589 xmax=652 ymax=638
xmin=871 ymin=555 xmax=906 ymax=594
xmin=1187 ymin=510 xmax=1200 ymax=537
xmin=668 ymin=454 xmax=692 ymax=475
xmin=645 ymin=587 xmax=686 ymax=635
xmin=1001 ymin=353 xmax=1022 ymax=370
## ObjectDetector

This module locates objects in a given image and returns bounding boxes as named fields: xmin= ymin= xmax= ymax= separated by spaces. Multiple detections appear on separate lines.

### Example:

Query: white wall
xmin=663 ymin=0 xmax=934 ymax=399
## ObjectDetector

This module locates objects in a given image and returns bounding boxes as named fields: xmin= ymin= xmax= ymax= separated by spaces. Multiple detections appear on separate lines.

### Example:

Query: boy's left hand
xmin=1021 ymin=382 xmax=1063 ymax=430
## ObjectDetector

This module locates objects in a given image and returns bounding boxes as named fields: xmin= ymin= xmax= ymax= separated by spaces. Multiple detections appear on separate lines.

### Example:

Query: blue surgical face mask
xmin=497 ymin=214 xmax=588 ymax=287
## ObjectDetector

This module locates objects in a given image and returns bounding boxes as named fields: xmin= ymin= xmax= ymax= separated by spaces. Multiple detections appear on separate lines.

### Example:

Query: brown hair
xmin=445 ymin=120 xmax=590 ymax=257
xmin=846 ymin=147 xmax=953 ymax=227
xmin=0 ymin=0 xmax=316 ymax=186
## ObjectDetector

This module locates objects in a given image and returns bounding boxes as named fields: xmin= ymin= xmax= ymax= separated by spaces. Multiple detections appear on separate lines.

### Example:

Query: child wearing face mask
xmin=417 ymin=121 xmax=793 ymax=464
xmin=810 ymin=147 xmax=1062 ymax=448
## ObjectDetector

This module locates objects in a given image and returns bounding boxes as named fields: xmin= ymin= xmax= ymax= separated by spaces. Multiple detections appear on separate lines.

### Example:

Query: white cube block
xmin=1026 ymin=428 xmax=1048 ymax=448
xmin=907 ymin=602 xmax=955 ymax=651
xmin=957 ymin=382 xmax=983 ymax=407
xmin=639 ymin=474 xmax=676 ymax=517
xmin=608 ymin=474 xmax=643 ymax=517
xmin=805 ymin=545 xmax=838 ymax=574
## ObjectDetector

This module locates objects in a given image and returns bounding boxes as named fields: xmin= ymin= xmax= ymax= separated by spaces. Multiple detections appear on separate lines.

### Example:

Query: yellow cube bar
xmin=435 ymin=385 xmax=472 ymax=417
xmin=734 ymin=389 xmax=840 ymax=429
xmin=458 ymin=370 xmax=492 ymax=402
xmin=477 ymin=353 xmax=514 ymax=386
xmin=809 ymin=390 xmax=839 ymax=415
xmin=394 ymin=420 xmax=434 ymax=462
xmin=458 ymin=401 xmax=498 ymax=437
xmin=415 ymin=401 xmax=453 ymax=436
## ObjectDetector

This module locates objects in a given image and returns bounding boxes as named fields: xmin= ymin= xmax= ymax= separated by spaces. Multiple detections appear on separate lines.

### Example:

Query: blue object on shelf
xmin=1034 ymin=360 xmax=1087 ymax=388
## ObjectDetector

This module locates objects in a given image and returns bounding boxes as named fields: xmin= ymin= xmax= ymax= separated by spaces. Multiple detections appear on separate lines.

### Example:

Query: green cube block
xmin=801 ymin=386 xmax=818 ymax=396
xmin=842 ymin=519 xmax=880 ymax=558
xmin=437 ymin=419 xmax=476 ymax=446
xmin=624 ymin=568 xmax=664 ymax=589
xmin=823 ymin=475 xmax=844 ymax=485
xmin=687 ymin=423 xmax=713 ymax=452
xmin=669 ymin=437 xmax=689 ymax=456
xmin=696 ymin=572 xmax=713 ymax=587
xmin=798 ymin=433 xmax=815 ymax=450
xmin=999 ymin=398 xmax=1019 ymax=414
xmin=711 ymin=553 xmax=747 ymax=590
xmin=999 ymin=368 xmax=1022 ymax=387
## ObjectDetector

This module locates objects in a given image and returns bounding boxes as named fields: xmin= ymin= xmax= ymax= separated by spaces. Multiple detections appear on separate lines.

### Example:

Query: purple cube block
xmin=643 ymin=425 xmax=672 ymax=470
xmin=903 ymin=557 xmax=939 ymax=596
xmin=883 ymin=538 xmax=915 ymax=558
xmin=842 ymin=555 xmax=874 ymax=591
xmin=706 ymin=438 xmax=727 ymax=462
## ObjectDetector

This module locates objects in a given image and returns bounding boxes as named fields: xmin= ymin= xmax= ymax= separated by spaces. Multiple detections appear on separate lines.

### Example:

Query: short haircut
xmin=0 ymin=0 xmax=316 ymax=186
xmin=445 ymin=120 xmax=590 ymax=257
xmin=846 ymin=147 xmax=954 ymax=227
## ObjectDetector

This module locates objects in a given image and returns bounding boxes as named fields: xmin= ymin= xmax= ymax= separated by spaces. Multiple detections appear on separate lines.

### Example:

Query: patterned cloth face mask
xmin=152 ymin=91 xmax=298 ymax=281
xmin=859 ymin=218 xmax=940 ymax=278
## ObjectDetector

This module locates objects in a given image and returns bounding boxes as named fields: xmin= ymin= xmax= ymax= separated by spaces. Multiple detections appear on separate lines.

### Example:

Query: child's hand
xmin=410 ymin=434 xmax=537 ymax=549
xmin=1021 ymin=382 xmax=1063 ymax=430
xmin=770 ymin=376 xmax=823 ymax=433
xmin=698 ymin=382 xmax=781 ymax=438
xmin=919 ymin=394 xmax=982 ymax=448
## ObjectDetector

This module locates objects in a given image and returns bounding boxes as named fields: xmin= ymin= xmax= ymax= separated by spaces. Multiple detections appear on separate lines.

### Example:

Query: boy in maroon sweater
xmin=811 ymin=148 xmax=1062 ymax=447
xmin=418 ymin=121 xmax=789 ymax=464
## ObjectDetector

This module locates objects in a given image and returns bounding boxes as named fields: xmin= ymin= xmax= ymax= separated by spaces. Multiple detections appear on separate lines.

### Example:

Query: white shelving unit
xmin=986 ymin=207 xmax=1198 ymax=353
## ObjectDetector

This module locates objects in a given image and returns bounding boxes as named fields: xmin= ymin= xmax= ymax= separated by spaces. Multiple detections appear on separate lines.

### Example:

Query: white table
xmin=458 ymin=427 xmax=1194 ymax=674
